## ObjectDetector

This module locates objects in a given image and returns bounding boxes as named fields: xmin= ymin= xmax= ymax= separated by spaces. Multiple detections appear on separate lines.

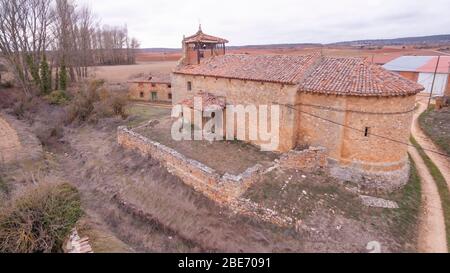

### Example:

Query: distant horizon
xmin=78 ymin=0 xmax=450 ymax=48
xmin=138 ymin=33 xmax=450 ymax=50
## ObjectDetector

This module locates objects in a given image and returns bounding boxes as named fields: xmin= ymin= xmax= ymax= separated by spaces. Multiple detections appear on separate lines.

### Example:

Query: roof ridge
xmin=297 ymin=53 xmax=325 ymax=86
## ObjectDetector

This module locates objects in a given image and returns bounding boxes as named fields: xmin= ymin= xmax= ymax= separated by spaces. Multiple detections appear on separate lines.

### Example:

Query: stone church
xmin=171 ymin=26 xmax=424 ymax=189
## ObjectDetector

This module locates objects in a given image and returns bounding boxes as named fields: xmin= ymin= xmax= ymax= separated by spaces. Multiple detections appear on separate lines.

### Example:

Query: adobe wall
xmin=296 ymin=93 xmax=416 ymax=190
xmin=172 ymin=74 xmax=299 ymax=152
xmin=128 ymin=82 xmax=172 ymax=102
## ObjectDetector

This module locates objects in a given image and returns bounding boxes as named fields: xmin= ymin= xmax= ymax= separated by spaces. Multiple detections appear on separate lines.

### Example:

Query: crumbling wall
xmin=279 ymin=147 xmax=328 ymax=172
xmin=117 ymin=124 xmax=334 ymax=227
xmin=117 ymin=124 xmax=265 ymax=203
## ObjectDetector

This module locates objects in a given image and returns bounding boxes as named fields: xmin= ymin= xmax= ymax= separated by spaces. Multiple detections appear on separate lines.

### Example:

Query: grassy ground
xmin=411 ymin=136 xmax=450 ymax=247
xmin=385 ymin=156 xmax=422 ymax=249
xmin=419 ymin=106 xmax=450 ymax=156
xmin=0 ymin=176 xmax=8 ymax=195
xmin=125 ymin=104 xmax=171 ymax=127
xmin=76 ymin=216 xmax=134 ymax=253
xmin=244 ymin=164 xmax=422 ymax=252
xmin=134 ymin=118 xmax=279 ymax=175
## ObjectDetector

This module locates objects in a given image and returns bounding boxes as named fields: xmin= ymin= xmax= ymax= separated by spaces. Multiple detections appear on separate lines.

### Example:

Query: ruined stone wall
xmin=172 ymin=74 xmax=299 ymax=152
xmin=296 ymin=93 xmax=416 ymax=190
xmin=128 ymin=82 xmax=172 ymax=102
xmin=117 ymin=124 xmax=265 ymax=203
xmin=279 ymin=147 xmax=328 ymax=172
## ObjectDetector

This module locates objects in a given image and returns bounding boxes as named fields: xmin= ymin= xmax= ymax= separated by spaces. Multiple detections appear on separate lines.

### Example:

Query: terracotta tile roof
xmin=300 ymin=57 xmax=424 ymax=96
xmin=174 ymin=53 xmax=321 ymax=84
xmin=184 ymin=28 xmax=229 ymax=44
xmin=129 ymin=73 xmax=171 ymax=84
xmin=175 ymin=53 xmax=424 ymax=97
xmin=181 ymin=91 xmax=226 ymax=111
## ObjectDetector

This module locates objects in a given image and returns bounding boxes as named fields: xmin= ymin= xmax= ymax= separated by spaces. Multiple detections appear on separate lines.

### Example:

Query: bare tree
xmin=0 ymin=0 xmax=53 ymax=94
xmin=0 ymin=0 xmax=139 ymax=94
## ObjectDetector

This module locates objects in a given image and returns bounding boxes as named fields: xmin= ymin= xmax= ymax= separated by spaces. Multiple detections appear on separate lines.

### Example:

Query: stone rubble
xmin=360 ymin=195 xmax=399 ymax=209
xmin=65 ymin=229 xmax=94 ymax=254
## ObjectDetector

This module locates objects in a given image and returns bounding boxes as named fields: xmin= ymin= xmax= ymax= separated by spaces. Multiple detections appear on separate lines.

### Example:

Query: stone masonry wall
xmin=279 ymin=146 xmax=328 ymax=172
xmin=296 ymin=93 xmax=416 ymax=189
xmin=129 ymin=82 xmax=172 ymax=102
xmin=117 ymin=124 xmax=266 ymax=203
xmin=172 ymin=73 xmax=299 ymax=152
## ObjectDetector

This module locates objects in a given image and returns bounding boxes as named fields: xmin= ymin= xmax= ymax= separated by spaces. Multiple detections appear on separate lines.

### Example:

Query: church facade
xmin=171 ymin=26 xmax=424 ymax=190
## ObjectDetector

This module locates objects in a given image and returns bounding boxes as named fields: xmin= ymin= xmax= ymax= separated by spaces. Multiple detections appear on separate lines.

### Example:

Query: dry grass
xmin=134 ymin=118 xmax=279 ymax=175
xmin=419 ymin=106 xmax=450 ymax=157
xmin=60 ymin=125 xmax=306 ymax=252
xmin=0 ymin=182 xmax=82 ymax=253
xmin=125 ymin=104 xmax=171 ymax=127
xmin=88 ymin=61 xmax=177 ymax=84
xmin=65 ymin=81 xmax=128 ymax=125
xmin=76 ymin=216 xmax=134 ymax=253
xmin=411 ymin=136 xmax=450 ymax=247
xmin=244 ymin=164 xmax=422 ymax=252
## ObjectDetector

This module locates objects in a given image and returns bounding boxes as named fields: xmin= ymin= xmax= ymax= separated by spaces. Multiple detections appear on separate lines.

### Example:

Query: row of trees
xmin=0 ymin=0 xmax=140 ymax=95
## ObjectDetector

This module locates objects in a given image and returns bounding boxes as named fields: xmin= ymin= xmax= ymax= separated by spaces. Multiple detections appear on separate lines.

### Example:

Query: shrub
xmin=11 ymin=95 xmax=38 ymax=119
xmin=0 ymin=81 xmax=13 ymax=89
xmin=66 ymin=81 xmax=128 ymax=124
xmin=59 ymin=64 xmax=68 ymax=91
xmin=40 ymin=55 xmax=52 ymax=95
xmin=0 ymin=176 xmax=9 ymax=195
xmin=45 ymin=90 xmax=70 ymax=105
xmin=0 ymin=183 xmax=82 ymax=253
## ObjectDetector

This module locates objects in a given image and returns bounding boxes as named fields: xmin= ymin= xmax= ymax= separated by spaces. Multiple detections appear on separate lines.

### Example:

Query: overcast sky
xmin=78 ymin=0 xmax=450 ymax=48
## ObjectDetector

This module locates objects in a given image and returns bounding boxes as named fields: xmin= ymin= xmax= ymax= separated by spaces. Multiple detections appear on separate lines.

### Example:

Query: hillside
xmin=331 ymin=34 xmax=450 ymax=47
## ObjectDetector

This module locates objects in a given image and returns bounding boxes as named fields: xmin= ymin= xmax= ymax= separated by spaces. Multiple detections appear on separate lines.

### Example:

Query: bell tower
xmin=181 ymin=25 xmax=229 ymax=65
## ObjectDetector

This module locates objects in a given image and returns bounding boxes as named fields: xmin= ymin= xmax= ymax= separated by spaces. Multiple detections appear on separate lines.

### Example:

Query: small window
xmin=140 ymin=92 xmax=144 ymax=98
xmin=168 ymin=84 xmax=172 ymax=88
xmin=168 ymin=93 xmax=172 ymax=100
xmin=364 ymin=127 xmax=370 ymax=137
xmin=151 ymin=83 xmax=156 ymax=88
xmin=187 ymin=81 xmax=192 ymax=91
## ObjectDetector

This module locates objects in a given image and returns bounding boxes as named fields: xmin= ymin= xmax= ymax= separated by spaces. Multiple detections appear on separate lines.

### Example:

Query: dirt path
xmin=410 ymin=97 xmax=449 ymax=253
xmin=412 ymin=97 xmax=450 ymax=189
xmin=409 ymin=146 xmax=448 ymax=253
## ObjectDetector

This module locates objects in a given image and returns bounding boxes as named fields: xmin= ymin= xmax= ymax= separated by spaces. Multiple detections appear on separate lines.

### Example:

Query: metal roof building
xmin=383 ymin=56 xmax=450 ymax=96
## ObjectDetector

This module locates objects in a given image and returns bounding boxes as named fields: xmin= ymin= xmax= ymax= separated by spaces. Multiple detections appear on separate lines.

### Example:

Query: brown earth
xmin=89 ymin=61 xmax=177 ymax=84
xmin=408 ymin=146 xmax=448 ymax=253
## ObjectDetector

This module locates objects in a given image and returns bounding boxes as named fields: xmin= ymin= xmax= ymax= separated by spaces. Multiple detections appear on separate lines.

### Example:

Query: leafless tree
xmin=0 ymin=0 xmax=53 ymax=94
xmin=0 ymin=0 xmax=139 ymax=94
